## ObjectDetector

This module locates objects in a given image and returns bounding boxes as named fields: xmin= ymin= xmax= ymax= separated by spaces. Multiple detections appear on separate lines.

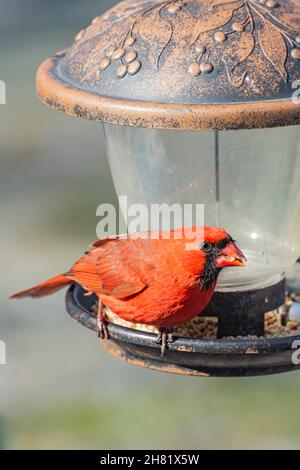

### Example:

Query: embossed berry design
xmin=70 ymin=0 xmax=300 ymax=88
xmin=74 ymin=1 xmax=188 ymax=81
xmin=188 ymin=0 xmax=300 ymax=86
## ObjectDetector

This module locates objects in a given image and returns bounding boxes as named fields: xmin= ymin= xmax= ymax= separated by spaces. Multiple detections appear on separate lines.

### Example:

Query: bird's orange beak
xmin=215 ymin=242 xmax=247 ymax=268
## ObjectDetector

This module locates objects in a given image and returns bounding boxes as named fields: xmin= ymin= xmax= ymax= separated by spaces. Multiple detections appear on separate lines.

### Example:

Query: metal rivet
xmin=214 ymin=32 xmax=227 ymax=43
xmin=200 ymin=62 xmax=214 ymax=74
xmin=116 ymin=64 xmax=128 ymax=79
xmin=100 ymin=57 xmax=111 ymax=71
xmin=292 ymin=48 xmax=300 ymax=60
xmin=188 ymin=63 xmax=201 ymax=76
xmin=125 ymin=51 xmax=138 ymax=64
xmin=112 ymin=48 xmax=126 ymax=60
xmin=128 ymin=60 xmax=142 ymax=75
xmin=266 ymin=0 xmax=277 ymax=7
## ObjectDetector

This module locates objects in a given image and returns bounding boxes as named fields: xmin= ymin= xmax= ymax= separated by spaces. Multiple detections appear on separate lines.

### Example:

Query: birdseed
xmin=91 ymin=296 xmax=300 ymax=340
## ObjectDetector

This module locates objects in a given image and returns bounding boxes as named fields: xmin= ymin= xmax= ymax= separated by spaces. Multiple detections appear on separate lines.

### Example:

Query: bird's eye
xmin=199 ymin=242 xmax=213 ymax=253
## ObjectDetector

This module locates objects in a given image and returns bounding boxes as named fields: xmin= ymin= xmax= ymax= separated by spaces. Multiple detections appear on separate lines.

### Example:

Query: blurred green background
xmin=1 ymin=0 xmax=300 ymax=450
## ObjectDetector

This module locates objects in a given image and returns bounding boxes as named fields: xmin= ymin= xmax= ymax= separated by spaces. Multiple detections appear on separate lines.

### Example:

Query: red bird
xmin=11 ymin=226 xmax=246 ymax=354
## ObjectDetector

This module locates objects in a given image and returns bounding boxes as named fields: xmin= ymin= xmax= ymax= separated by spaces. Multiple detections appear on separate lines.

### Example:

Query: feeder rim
xmin=36 ymin=52 xmax=300 ymax=132
xmin=66 ymin=285 xmax=300 ymax=355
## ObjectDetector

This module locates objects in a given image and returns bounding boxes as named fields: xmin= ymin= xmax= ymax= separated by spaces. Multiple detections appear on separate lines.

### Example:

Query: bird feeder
xmin=36 ymin=0 xmax=300 ymax=377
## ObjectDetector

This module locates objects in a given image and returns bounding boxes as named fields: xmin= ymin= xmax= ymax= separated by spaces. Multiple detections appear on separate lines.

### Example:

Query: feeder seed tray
xmin=66 ymin=283 xmax=300 ymax=378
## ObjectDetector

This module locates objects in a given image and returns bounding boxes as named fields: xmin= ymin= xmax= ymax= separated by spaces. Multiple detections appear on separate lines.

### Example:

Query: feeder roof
xmin=36 ymin=0 xmax=300 ymax=130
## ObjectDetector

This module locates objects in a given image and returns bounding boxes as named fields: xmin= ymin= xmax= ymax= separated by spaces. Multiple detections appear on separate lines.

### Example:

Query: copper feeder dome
xmin=36 ymin=0 xmax=300 ymax=377
xmin=37 ymin=0 xmax=300 ymax=131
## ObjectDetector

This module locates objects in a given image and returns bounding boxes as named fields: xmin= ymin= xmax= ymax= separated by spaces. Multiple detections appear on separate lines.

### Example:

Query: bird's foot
xmin=155 ymin=329 xmax=174 ymax=357
xmin=97 ymin=299 xmax=110 ymax=340
xmin=97 ymin=318 xmax=110 ymax=340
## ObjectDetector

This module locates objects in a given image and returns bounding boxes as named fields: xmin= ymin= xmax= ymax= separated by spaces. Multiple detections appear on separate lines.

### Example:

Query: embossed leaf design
xmin=283 ymin=13 xmax=300 ymax=31
xmin=258 ymin=19 xmax=287 ymax=81
xmin=223 ymin=31 xmax=255 ymax=87
xmin=135 ymin=5 xmax=173 ymax=68
xmin=190 ymin=8 xmax=235 ymax=45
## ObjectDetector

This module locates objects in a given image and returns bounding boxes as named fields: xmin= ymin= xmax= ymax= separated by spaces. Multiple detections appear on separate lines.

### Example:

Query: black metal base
xmin=65 ymin=283 xmax=300 ymax=378
xmin=203 ymin=280 xmax=286 ymax=338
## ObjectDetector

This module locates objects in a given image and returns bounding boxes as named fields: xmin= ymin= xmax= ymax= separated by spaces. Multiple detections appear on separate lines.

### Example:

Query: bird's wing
xmin=71 ymin=236 xmax=150 ymax=299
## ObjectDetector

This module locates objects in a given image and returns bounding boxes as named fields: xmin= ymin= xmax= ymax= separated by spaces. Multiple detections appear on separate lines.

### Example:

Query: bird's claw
xmin=97 ymin=319 xmax=110 ymax=340
xmin=96 ymin=298 xmax=110 ymax=340
xmin=155 ymin=330 xmax=173 ymax=357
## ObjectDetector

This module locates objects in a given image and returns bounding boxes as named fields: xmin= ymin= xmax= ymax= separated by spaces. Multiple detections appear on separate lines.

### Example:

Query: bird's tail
xmin=10 ymin=274 xmax=71 ymax=299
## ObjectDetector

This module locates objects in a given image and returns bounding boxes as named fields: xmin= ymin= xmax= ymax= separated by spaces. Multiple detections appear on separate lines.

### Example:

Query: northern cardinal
xmin=11 ymin=226 xmax=246 ymax=354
